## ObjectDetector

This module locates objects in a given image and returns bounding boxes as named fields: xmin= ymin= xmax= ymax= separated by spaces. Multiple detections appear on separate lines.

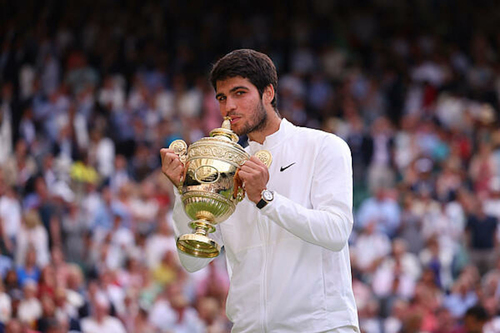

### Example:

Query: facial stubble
xmin=234 ymin=99 xmax=268 ymax=137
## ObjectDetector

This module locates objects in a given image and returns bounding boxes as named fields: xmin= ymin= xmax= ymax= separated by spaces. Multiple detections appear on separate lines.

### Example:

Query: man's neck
xmin=247 ymin=112 xmax=282 ymax=144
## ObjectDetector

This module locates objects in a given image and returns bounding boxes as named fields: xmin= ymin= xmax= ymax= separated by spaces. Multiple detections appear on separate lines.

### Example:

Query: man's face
xmin=215 ymin=76 xmax=267 ymax=137
xmin=464 ymin=316 xmax=484 ymax=333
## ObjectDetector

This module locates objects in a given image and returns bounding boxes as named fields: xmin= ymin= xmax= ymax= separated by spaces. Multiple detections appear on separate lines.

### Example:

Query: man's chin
xmin=231 ymin=125 xmax=246 ymax=137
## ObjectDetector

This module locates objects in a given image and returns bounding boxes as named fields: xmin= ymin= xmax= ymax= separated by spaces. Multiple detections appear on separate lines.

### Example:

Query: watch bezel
xmin=257 ymin=189 xmax=274 ymax=209
xmin=262 ymin=190 xmax=274 ymax=201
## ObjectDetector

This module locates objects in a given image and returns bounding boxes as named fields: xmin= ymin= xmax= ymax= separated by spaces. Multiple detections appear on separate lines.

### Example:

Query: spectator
xmin=460 ymin=305 xmax=490 ymax=333
xmin=15 ymin=211 xmax=49 ymax=269
xmin=356 ymin=186 xmax=401 ymax=238
xmin=151 ymin=250 xmax=181 ymax=288
xmin=196 ymin=296 xmax=228 ymax=333
xmin=367 ymin=117 xmax=396 ymax=193
xmin=352 ymin=220 xmax=391 ymax=277
xmin=443 ymin=274 xmax=479 ymax=319
xmin=0 ymin=278 xmax=12 ymax=324
xmin=37 ymin=266 xmax=56 ymax=300
xmin=60 ymin=202 xmax=87 ymax=264
xmin=16 ymin=247 xmax=41 ymax=287
xmin=149 ymin=282 xmax=205 ymax=333
xmin=0 ymin=185 xmax=22 ymax=250
xmin=145 ymin=217 xmax=177 ymax=269
xmin=88 ymin=128 xmax=115 ymax=181
xmin=383 ymin=298 xmax=409 ymax=333
xmin=17 ymin=280 xmax=42 ymax=328
xmin=465 ymin=200 xmax=498 ymax=276
xmin=80 ymin=294 xmax=126 ymax=333
xmin=36 ymin=296 xmax=61 ymax=332
xmin=2 ymin=139 xmax=37 ymax=191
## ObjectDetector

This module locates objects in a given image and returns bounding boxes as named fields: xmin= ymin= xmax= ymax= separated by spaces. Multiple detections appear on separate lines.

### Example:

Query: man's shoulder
xmin=291 ymin=124 xmax=347 ymax=147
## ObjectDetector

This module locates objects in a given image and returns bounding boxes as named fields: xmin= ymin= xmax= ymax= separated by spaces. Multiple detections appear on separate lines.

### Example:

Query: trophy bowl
xmin=169 ymin=117 xmax=271 ymax=258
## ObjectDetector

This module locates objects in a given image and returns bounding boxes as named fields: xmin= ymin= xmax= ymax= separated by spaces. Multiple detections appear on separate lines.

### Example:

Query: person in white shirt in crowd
xmin=2 ymin=139 xmax=38 ymax=191
xmin=383 ymin=298 xmax=409 ymax=333
xmin=356 ymin=186 xmax=401 ymax=238
xmin=0 ymin=184 xmax=21 ymax=248
xmin=372 ymin=238 xmax=421 ymax=305
xmin=129 ymin=180 xmax=160 ymax=234
xmin=483 ymin=177 xmax=500 ymax=238
xmin=0 ymin=278 xmax=11 ymax=324
xmin=352 ymin=220 xmax=392 ymax=278
xmin=443 ymin=266 xmax=480 ymax=319
xmin=15 ymin=211 xmax=49 ymax=269
xmin=145 ymin=216 xmax=177 ymax=269
xmin=80 ymin=293 xmax=126 ymax=333
xmin=148 ymin=281 xmax=206 ymax=333
xmin=17 ymin=280 xmax=42 ymax=327
xmin=161 ymin=49 xmax=359 ymax=332
xmin=88 ymin=128 xmax=115 ymax=180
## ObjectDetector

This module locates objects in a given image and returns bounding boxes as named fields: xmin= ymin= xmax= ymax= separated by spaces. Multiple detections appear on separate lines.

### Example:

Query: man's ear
xmin=263 ymin=85 xmax=275 ymax=105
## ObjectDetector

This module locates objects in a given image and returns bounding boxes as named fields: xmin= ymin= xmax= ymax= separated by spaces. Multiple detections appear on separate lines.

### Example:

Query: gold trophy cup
xmin=169 ymin=117 xmax=271 ymax=258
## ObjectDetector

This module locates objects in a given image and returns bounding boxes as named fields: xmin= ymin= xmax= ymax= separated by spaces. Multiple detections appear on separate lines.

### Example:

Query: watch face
xmin=263 ymin=190 xmax=273 ymax=201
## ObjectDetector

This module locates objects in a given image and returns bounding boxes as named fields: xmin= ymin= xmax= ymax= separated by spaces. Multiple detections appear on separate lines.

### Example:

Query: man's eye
xmin=236 ymin=91 xmax=245 ymax=96
xmin=217 ymin=96 xmax=226 ymax=102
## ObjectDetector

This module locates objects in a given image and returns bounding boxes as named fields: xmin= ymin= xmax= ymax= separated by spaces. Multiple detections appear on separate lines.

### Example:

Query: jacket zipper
xmin=257 ymin=213 xmax=268 ymax=333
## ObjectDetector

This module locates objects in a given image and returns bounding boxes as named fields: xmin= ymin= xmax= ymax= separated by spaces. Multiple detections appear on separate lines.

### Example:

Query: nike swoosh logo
xmin=280 ymin=162 xmax=296 ymax=172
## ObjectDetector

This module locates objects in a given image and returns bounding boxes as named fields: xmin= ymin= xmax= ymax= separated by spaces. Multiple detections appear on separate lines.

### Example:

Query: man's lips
xmin=230 ymin=116 xmax=241 ymax=124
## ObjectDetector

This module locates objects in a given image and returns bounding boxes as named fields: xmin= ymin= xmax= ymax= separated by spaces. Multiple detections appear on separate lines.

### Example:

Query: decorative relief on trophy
xmin=169 ymin=117 xmax=272 ymax=258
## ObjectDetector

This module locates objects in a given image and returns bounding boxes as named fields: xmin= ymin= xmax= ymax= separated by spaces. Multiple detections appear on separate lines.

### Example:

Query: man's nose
xmin=222 ymin=97 xmax=237 ymax=116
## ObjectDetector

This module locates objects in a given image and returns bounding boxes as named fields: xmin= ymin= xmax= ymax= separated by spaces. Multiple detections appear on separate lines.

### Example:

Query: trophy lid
xmin=209 ymin=117 xmax=239 ymax=142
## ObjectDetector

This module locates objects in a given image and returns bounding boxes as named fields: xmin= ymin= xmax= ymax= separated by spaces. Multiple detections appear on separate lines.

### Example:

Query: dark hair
xmin=209 ymin=49 xmax=278 ymax=110
xmin=465 ymin=305 xmax=489 ymax=322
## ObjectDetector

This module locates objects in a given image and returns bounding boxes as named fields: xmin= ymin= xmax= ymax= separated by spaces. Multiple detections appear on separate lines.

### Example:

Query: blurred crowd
xmin=1 ymin=0 xmax=500 ymax=332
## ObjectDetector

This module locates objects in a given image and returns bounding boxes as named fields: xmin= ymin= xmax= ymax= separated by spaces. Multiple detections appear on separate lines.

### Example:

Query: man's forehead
xmin=215 ymin=76 xmax=253 ymax=93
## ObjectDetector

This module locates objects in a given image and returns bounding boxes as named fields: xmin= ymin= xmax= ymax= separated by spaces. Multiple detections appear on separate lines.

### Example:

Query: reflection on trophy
xmin=169 ymin=117 xmax=272 ymax=258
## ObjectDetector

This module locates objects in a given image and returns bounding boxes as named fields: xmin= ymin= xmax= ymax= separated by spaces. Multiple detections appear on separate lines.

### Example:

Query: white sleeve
xmin=171 ymin=189 xmax=224 ymax=272
xmin=261 ymin=135 xmax=353 ymax=252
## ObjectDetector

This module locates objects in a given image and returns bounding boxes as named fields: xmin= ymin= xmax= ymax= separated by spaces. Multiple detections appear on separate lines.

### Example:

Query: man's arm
xmin=257 ymin=135 xmax=354 ymax=252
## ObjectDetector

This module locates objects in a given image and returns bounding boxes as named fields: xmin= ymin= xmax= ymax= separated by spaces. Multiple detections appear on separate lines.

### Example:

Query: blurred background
xmin=1 ymin=0 xmax=500 ymax=332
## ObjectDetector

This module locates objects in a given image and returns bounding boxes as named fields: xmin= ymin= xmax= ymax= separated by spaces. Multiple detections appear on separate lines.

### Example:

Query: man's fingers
xmin=160 ymin=148 xmax=185 ymax=186
xmin=238 ymin=164 xmax=269 ymax=184
xmin=161 ymin=150 xmax=182 ymax=170
xmin=244 ymin=156 xmax=266 ymax=168
xmin=240 ymin=161 xmax=267 ymax=175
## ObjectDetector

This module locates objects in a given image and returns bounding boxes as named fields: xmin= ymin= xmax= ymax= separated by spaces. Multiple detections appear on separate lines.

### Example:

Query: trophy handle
xmin=232 ymin=150 xmax=272 ymax=201
xmin=169 ymin=139 xmax=188 ymax=190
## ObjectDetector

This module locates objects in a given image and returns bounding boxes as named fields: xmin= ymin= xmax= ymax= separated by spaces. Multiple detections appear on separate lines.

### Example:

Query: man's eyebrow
xmin=215 ymin=86 xmax=250 ymax=99
xmin=229 ymin=86 xmax=249 ymax=93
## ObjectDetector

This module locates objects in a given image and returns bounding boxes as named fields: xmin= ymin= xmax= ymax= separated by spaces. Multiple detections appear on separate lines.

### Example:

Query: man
xmin=160 ymin=49 xmax=359 ymax=332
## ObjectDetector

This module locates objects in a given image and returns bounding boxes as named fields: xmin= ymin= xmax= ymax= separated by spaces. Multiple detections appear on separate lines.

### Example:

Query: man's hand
xmin=238 ymin=156 xmax=269 ymax=204
xmin=160 ymin=148 xmax=185 ymax=187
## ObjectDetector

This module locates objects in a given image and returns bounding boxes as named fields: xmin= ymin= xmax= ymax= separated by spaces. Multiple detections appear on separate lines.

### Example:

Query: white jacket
xmin=172 ymin=119 xmax=359 ymax=332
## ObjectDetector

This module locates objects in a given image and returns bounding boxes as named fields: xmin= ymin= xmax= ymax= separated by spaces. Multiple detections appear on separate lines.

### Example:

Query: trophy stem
xmin=195 ymin=226 xmax=208 ymax=236
xmin=176 ymin=219 xmax=221 ymax=258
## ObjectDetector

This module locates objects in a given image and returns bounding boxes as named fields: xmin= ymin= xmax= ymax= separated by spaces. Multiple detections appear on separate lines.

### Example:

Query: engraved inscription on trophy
xmin=194 ymin=166 xmax=220 ymax=184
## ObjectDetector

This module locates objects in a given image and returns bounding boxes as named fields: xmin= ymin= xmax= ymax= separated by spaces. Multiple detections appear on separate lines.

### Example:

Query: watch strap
xmin=256 ymin=198 xmax=268 ymax=209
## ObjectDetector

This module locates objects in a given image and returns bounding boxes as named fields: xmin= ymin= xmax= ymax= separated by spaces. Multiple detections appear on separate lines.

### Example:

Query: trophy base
xmin=177 ymin=234 xmax=221 ymax=258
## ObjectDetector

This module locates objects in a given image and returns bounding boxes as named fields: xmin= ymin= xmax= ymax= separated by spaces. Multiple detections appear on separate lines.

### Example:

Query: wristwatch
xmin=257 ymin=189 xmax=274 ymax=209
